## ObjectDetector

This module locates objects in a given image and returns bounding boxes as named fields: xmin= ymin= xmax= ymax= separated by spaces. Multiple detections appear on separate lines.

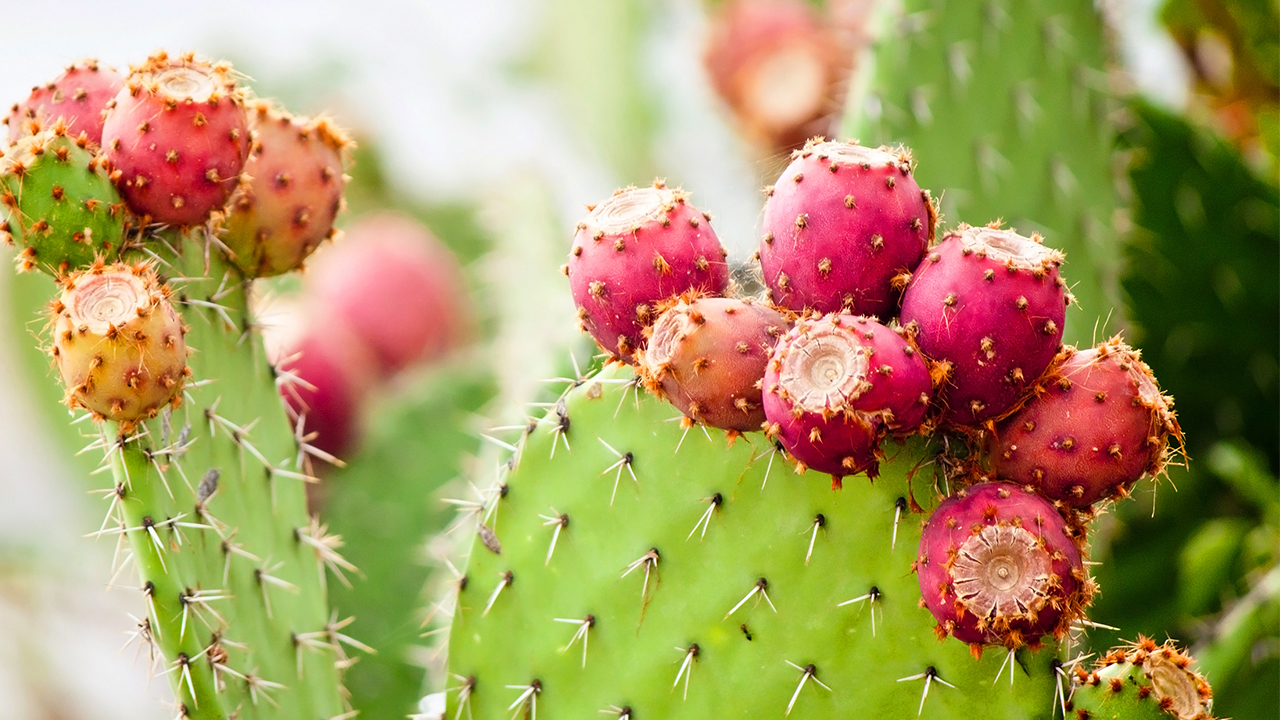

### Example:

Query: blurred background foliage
xmin=0 ymin=0 xmax=1274 ymax=718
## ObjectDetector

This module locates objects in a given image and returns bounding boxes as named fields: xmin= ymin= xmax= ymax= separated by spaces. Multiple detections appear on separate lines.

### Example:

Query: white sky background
xmin=0 ymin=1 xmax=1189 ymax=717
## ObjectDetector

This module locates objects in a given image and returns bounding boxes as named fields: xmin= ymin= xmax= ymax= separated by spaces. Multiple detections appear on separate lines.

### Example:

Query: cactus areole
xmin=568 ymin=184 xmax=730 ymax=361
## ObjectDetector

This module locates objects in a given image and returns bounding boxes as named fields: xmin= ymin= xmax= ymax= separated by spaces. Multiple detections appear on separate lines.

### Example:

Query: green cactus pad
xmin=0 ymin=128 xmax=126 ymax=274
xmin=842 ymin=0 xmax=1120 ymax=344
xmin=446 ymin=366 xmax=1060 ymax=718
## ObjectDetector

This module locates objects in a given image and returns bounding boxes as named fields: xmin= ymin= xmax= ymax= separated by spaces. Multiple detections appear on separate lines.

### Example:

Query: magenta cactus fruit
xmin=639 ymin=296 xmax=788 ymax=431
xmin=101 ymin=51 xmax=250 ymax=225
xmin=915 ymin=482 xmax=1091 ymax=651
xmin=308 ymin=212 xmax=469 ymax=377
xmin=900 ymin=224 xmax=1068 ymax=427
xmin=222 ymin=100 xmax=352 ymax=277
xmin=987 ymin=338 xmax=1182 ymax=508
xmin=758 ymin=139 xmax=934 ymax=319
xmin=5 ymin=59 xmax=123 ymax=146
xmin=49 ymin=261 xmax=188 ymax=431
xmin=762 ymin=313 xmax=931 ymax=485
xmin=277 ymin=323 xmax=378 ymax=459
xmin=567 ymin=182 xmax=730 ymax=361
xmin=703 ymin=0 xmax=846 ymax=152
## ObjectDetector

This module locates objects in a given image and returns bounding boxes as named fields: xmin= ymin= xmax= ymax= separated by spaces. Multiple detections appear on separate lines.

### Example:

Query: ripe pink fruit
xmin=759 ymin=140 xmax=934 ymax=319
xmin=761 ymin=314 xmax=932 ymax=486
xmin=703 ymin=0 xmax=846 ymax=152
xmin=916 ymin=483 xmax=1091 ymax=651
xmin=49 ymin=261 xmax=188 ymax=432
xmin=308 ymin=212 xmax=468 ymax=377
xmin=900 ymin=224 xmax=1069 ymax=427
xmin=222 ymin=100 xmax=352 ymax=277
xmin=101 ymin=51 xmax=250 ymax=225
xmin=6 ymin=59 xmax=123 ymax=147
xmin=277 ymin=322 xmax=377 ymax=459
xmin=567 ymin=183 xmax=730 ymax=361
xmin=987 ymin=338 xmax=1182 ymax=508
xmin=639 ymin=296 xmax=789 ymax=432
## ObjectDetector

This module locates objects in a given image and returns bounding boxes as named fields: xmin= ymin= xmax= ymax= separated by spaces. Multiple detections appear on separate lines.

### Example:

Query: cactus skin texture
xmin=759 ymin=140 xmax=934 ymax=319
xmin=101 ymin=51 xmax=250 ymax=225
xmin=5 ymin=58 xmax=123 ymax=146
xmin=639 ymin=296 xmax=788 ymax=432
xmin=446 ymin=365 xmax=1059 ymax=719
xmin=1069 ymin=639 xmax=1215 ymax=720
xmin=916 ymin=483 xmax=1090 ymax=650
xmin=988 ymin=338 xmax=1181 ymax=508
xmin=842 ymin=0 xmax=1120 ymax=344
xmin=50 ymin=261 xmax=188 ymax=431
xmin=222 ymin=101 xmax=352 ymax=277
xmin=568 ymin=183 xmax=730 ymax=361
xmin=0 ymin=125 xmax=128 ymax=273
xmin=900 ymin=225 xmax=1067 ymax=427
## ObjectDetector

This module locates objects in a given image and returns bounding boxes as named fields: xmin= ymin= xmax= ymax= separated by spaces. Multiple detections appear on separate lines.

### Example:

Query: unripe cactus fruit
xmin=916 ymin=482 xmax=1090 ymax=651
xmin=639 ymin=296 xmax=788 ymax=431
xmin=49 ymin=262 xmax=188 ymax=431
xmin=987 ymin=338 xmax=1182 ymax=508
xmin=0 ymin=124 xmax=128 ymax=274
xmin=1070 ymin=638 xmax=1215 ymax=720
xmin=101 ymin=51 xmax=249 ymax=225
xmin=308 ymin=212 xmax=469 ymax=377
xmin=762 ymin=314 xmax=932 ymax=485
xmin=759 ymin=139 xmax=934 ymax=319
xmin=5 ymin=59 xmax=123 ymax=146
xmin=900 ymin=225 xmax=1068 ymax=427
xmin=222 ymin=100 xmax=352 ymax=277
xmin=703 ymin=0 xmax=846 ymax=152
xmin=568 ymin=183 xmax=730 ymax=361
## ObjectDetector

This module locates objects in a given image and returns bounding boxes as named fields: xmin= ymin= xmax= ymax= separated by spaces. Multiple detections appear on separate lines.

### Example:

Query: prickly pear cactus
xmin=445 ymin=367 xmax=1062 ymax=718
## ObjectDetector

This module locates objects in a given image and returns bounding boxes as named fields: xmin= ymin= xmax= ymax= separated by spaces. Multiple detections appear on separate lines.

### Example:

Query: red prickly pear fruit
xmin=276 ymin=320 xmax=378 ymax=459
xmin=222 ymin=100 xmax=353 ymax=277
xmin=308 ymin=212 xmax=469 ymax=378
xmin=900 ymin=224 xmax=1068 ymax=428
xmin=6 ymin=59 xmax=124 ymax=147
xmin=49 ymin=261 xmax=189 ymax=433
xmin=703 ymin=0 xmax=846 ymax=152
xmin=759 ymin=139 xmax=934 ymax=319
xmin=762 ymin=313 xmax=932 ymax=486
xmin=639 ymin=296 xmax=789 ymax=432
xmin=986 ymin=338 xmax=1183 ymax=509
xmin=101 ymin=51 xmax=250 ymax=226
xmin=567 ymin=182 xmax=730 ymax=362
xmin=916 ymin=483 xmax=1092 ymax=650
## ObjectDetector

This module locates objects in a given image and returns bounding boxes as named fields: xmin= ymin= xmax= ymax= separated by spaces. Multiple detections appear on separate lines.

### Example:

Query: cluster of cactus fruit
xmin=2 ymin=51 xmax=362 ymax=718
xmin=443 ymin=137 xmax=1209 ymax=719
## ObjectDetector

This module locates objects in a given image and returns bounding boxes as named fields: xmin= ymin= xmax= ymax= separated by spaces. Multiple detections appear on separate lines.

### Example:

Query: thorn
xmin=687 ymin=493 xmax=723 ymax=540
xmin=505 ymin=680 xmax=541 ymax=720
xmin=896 ymin=666 xmax=956 ymax=716
xmin=837 ymin=586 xmax=881 ymax=636
xmin=993 ymin=647 xmax=1017 ymax=687
xmin=448 ymin=674 xmax=477 ymax=720
xmin=893 ymin=497 xmax=907 ymax=550
xmin=483 ymin=571 xmax=513 ymax=616
xmin=784 ymin=661 xmax=832 ymax=716
xmin=725 ymin=578 xmax=777 ymax=619
xmin=673 ymin=644 xmax=699 ymax=700
xmin=598 ymin=438 xmax=638 ymax=505
xmin=553 ymin=614 xmax=595 ymax=668
xmin=538 ymin=509 xmax=569 ymax=565
xmin=621 ymin=548 xmax=660 ymax=603
xmin=804 ymin=513 xmax=825 ymax=565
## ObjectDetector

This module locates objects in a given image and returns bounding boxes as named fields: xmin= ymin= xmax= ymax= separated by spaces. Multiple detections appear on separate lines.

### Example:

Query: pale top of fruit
xmin=67 ymin=272 xmax=148 ymax=335
xmin=588 ymin=186 xmax=674 ymax=235
xmin=952 ymin=523 xmax=1051 ymax=619
xmin=154 ymin=67 xmax=216 ymax=101
xmin=1143 ymin=654 xmax=1206 ymax=720
xmin=961 ymin=226 xmax=1061 ymax=269
xmin=808 ymin=140 xmax=898 ymax=168
xmin=778 ymin=321 xmax=869 ymax=412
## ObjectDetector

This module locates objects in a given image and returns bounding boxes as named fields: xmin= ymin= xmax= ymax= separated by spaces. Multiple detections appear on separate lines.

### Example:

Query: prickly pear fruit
xmin=101 ymin=51 xmax=249 ymax=225
xmin=0 ymin=124 xmax=128 ymax=274
xmin=222 ymin=100 xmax=352 ymax=277
xmin=639 ymin=296 xmax=788 ymax=431
xmin=916 ymin=482 xmax=1090 ymax=651
xmin=308 ymin=212 xmax=469 ymax=377
xmin=1070 ymin=638 xmax=1214 ymax=720
xmin=49 ymin=261 xmax=188 ymax=431
xmin=760 ymin=140 xmax=933 ymax=319
xmin=568 ymin=183 xmax=730 ymax=361
xmin=987 ymin=338 xmax=1182 ymax=509
xmin=5 ymin=59 xmax=123 ymax=146
xmin=704 ymin=0 xmax=846 ymax=152
xmin=762 ymin=314 xmax=932 ymax=485
xmin=901 ymin=225 xmax=1068 ymax=427
xmin=277 ymin=320 xmax=378 ymax=459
